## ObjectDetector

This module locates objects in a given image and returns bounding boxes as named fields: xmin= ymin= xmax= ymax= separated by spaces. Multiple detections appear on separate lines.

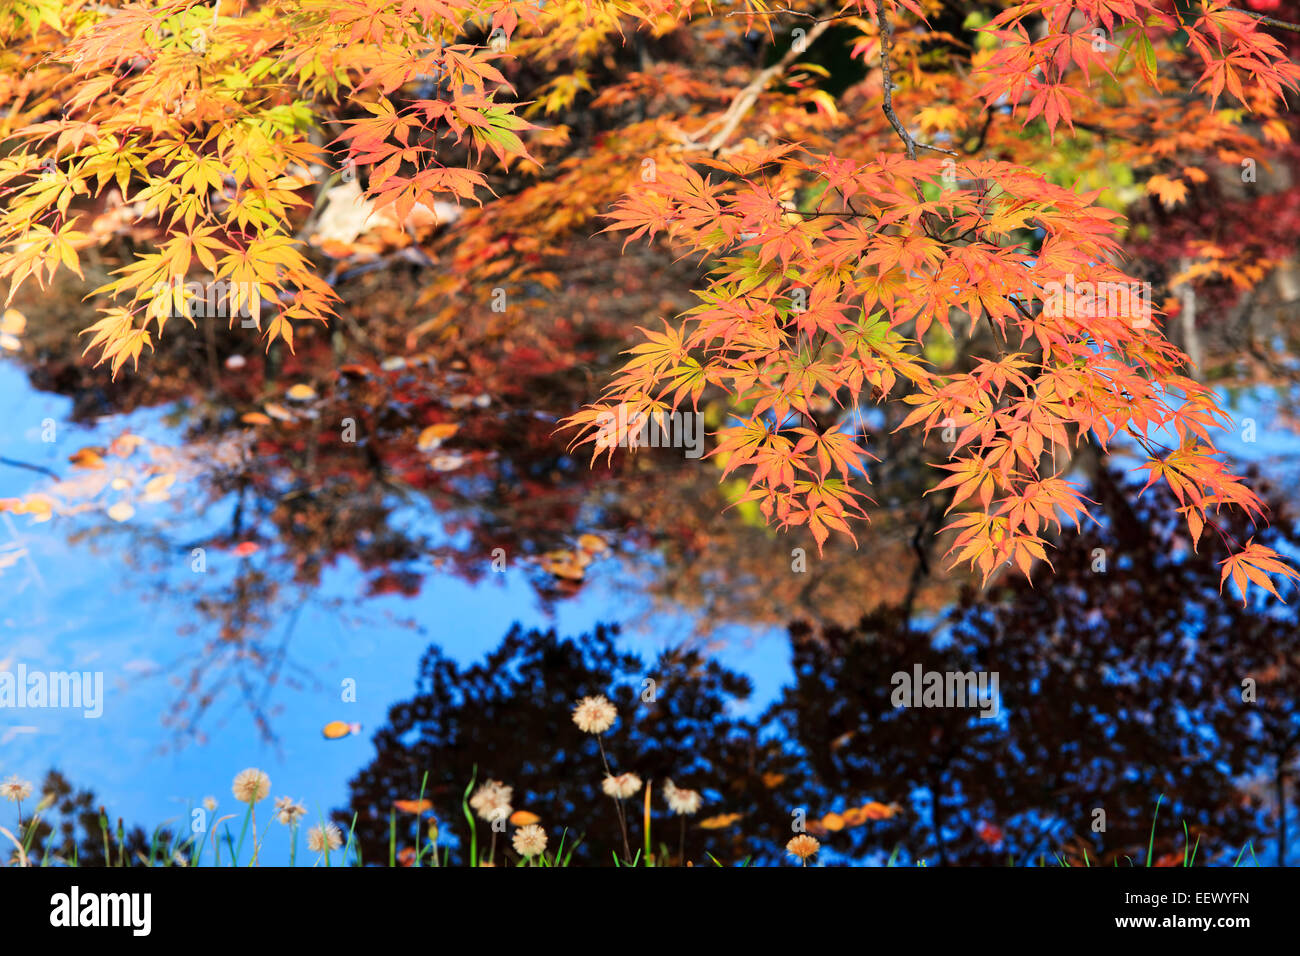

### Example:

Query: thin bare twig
xmin=1225 ymin=6 xmax=1300 ymax=32
xmin=878 ymin=14 xmax=950 ymax=161
xmin=683 ymin=18 xmax=834 ymax=152
xmin=0 ymin=457 xmax=58 ymax=479
xmin=877 ymin=15 xmax=957 ymax=159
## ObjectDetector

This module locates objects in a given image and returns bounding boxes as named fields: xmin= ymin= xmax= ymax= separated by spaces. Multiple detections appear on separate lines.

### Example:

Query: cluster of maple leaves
xmin=2 ymin=0 xmax=1299 ymax=600
xmin=569 ymin=0 xmax=1300 ymax=600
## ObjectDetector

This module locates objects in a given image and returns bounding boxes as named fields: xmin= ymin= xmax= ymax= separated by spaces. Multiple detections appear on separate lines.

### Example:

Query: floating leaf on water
xmin=417 ymin=422 xmax=459 ymax=451
xmin=108 ymin=433 xmax=145 ymax=458
xmin=286 ymin=383 xmax=317 ymax=401
xmin=697 ymin=813 xmax=742 ymax=830
xmin=106 ymin=501 xmax=135 ymax=522
xmin=68 ymin=447 xmax=106 ymax=469
xmin=9 ymin=495 xmax=52 ymax=522
xmin=540 ymin=549 xmax=585 ymax=581
xmin=322 ymin=720 xmax=362 ymax=739
xmin=143 ymin=473 xmax=176 ymax=499
xmin=394 ymin=799 xmax=434 ymax=815
xmin=862 ymin=801 xmax=896 ymax=820
xmin=429 ymin=452 xmax=465 ymax=472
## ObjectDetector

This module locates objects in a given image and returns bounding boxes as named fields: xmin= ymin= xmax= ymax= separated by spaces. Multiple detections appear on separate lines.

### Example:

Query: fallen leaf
xmin=429 ymin=453 xmax=466 ymax=472
xmin=417 ymin=422 xmax=459 ymax=451
xmin=108 ymin=433 xmax=145 ymax=458
xmin=697 ymin=812 xmax=743 ymax=830
xmin=394 ymin=799 xmax=434 ymax=814
xmin=286 ymin=383 xmax=317 ymax=401
xmin=68 ymin=448 xmax=106 ymax=470
xmin=862 ymin=801 xmax=895 ymax=820
xmin=142 ymin=474 xmax=176 ymax=500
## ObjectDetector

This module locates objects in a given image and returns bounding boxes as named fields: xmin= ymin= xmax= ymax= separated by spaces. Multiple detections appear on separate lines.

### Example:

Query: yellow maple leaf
xmin=1145 ymin=175 xmax=1188 ymax=208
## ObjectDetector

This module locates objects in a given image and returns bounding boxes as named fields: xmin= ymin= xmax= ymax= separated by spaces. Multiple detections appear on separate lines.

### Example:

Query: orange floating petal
xmin=322 ymin=720 xmax=361 ymax=739
xmin=697 ymin=812 xmax=742 ymax=830
xmin=394 ymin=799 xmax=434 ymax=814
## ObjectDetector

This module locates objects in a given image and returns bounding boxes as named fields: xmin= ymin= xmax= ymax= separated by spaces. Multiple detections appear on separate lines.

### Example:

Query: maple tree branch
xmin=878 ymin=15 xmax=956 ymax=160
xmin=879 ymin=16 xmax=915 ymax=160
xmin=684 ymin=18 xmax=834 ymax=153
xmin=0 ymin=457 xmax=58 ymax=480
xmin=961 ymin=111 xmax=995 ymax=155
xmin=789 ymin=208 xmax=876 ymax=219
xmin=1225 ymin=6 xmax=1300 ymax=33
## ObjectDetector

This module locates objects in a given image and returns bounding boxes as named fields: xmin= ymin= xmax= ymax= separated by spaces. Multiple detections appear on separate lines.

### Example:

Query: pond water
xmin=0 ymin=353 xmax=797 ymax=865
xmin=3 ymin=303 xmax=1299 ymax=867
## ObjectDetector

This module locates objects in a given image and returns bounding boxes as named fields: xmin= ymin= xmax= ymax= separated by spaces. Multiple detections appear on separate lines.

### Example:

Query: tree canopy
xmin=5 ymin=0 xmax=1300 ymax=601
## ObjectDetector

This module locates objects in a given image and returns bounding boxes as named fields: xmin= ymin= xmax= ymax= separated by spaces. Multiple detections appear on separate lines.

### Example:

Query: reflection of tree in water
xmin=12 ymin=770 xmax=173 ymax=867
xmin=4 ymin=249 xmax=960 ymax=744
xmin=10 ymin=284 xmax=1300 ymax=861
xmin=778 ymin=471 xmax=1300 ymax=865
xmin=338 ymin=622 xmax=805 ymax=866
xmin=343 ymin=472 xmax=1300 ymax=865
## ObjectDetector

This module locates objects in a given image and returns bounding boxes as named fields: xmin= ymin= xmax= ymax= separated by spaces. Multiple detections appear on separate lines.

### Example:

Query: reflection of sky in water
xmin=4 ymin=349 xmax=1297 ymax=865
xmin=0 ymin=360 xmax=789 ymax=863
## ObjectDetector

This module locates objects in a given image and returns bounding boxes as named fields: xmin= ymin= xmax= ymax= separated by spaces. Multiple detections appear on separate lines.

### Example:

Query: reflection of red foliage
xmin=1130 ymin=143 xmax=1300 ymax=319
xmin=976 ymin=821 xmax=1003 ymax=847
xmin=366 ymin=571 xmax=424 ymax=598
